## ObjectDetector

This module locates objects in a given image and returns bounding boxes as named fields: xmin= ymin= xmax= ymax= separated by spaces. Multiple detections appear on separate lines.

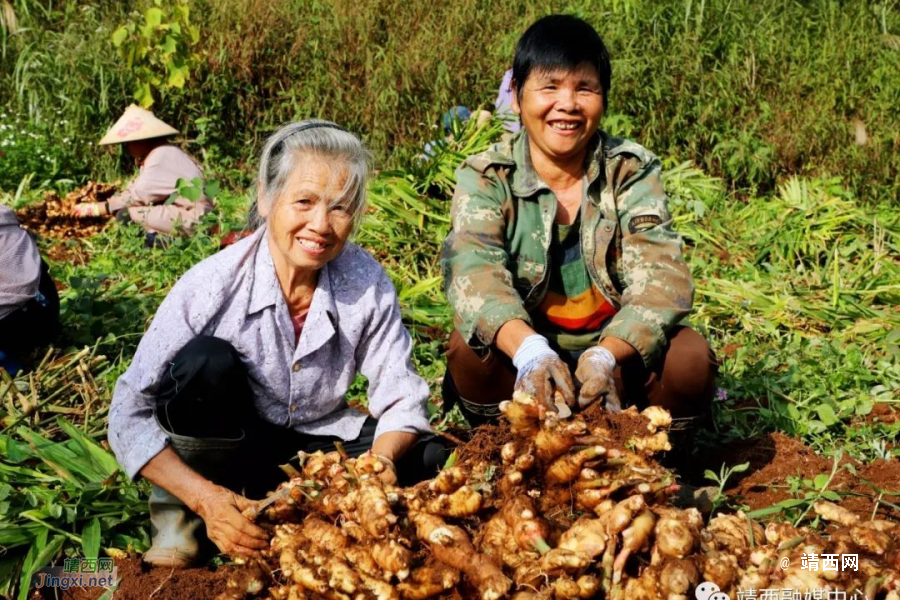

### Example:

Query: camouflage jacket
xmin=440 ymin=130 xmax=694 ymax=367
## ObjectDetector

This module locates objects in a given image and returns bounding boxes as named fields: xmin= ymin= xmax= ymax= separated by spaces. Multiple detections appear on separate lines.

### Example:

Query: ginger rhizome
xmin=218 ymin=400 xmax=900 ymax=600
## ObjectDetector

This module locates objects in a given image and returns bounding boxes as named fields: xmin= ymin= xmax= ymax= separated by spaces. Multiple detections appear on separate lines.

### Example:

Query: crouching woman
xmin=109 ymin=120 xmax=440 ymax=568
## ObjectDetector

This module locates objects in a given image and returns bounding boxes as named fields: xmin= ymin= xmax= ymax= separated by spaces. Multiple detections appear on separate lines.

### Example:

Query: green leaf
xmin=815 ymin=404 xmax=839 ymax=426
xmin=703 ymin=469 xmax=718 ymax=482
xmin=111 ymin=26 xmax=129 ymax=47
xmin=57 ymin=419 xmax=120 ymax=478
xmin=731 ymin=461 xmax=751 ymax=474
xmin=145 ymin=7 xmax=163 ymax=28
xmin=204 ymin=180 xmax=220 ymax=198
xmin=744 ymin=504 xmax=787 ymax=519
xmin=813 ymin=473 xmax=829 ymax=489
xmin=442 ymin=450 xmax=458 ymax=470
xmin=161 ymin=35 xmax=178 ymax=54
xmin=135 ymin=83 xmax=154 ymax=108
xmin=17 ymin=533 xmax=64 ymax=600
xmin=166 ymin=63 xmax=187 ymax=88
xmin=82 ymin=518 xmax=101 ymax=559
xmin=177 ymin=178 xmax=201 ymax=201
xmin=94 ymin=580 xmax=121 ymax=600
xmin=0 ymin=553 xmax=24 ymax=596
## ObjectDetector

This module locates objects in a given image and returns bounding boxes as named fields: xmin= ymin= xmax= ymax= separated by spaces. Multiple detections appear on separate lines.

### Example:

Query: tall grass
xmin=0 ymin=0 xmax=897 ymax=197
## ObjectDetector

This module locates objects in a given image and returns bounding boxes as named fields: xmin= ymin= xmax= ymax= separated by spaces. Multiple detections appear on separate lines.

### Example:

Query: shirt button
xmin=290 ymin=405 xmax=297 ymax=413
xmin=292 ymin=361 xmax=301 ymax=372
xmin=604 ymin=224 xmax=613 ymax=232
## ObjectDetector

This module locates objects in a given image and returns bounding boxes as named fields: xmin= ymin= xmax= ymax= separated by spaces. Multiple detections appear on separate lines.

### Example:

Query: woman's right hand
xmin=193 ymin=485 xmax=270 ymax=557
xmin=512 ymin=334 xmax=575 ymax=410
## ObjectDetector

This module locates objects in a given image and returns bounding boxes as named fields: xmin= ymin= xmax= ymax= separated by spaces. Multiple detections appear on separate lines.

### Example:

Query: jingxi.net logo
xmin=697 ymin=582 xmax=731 ymax=600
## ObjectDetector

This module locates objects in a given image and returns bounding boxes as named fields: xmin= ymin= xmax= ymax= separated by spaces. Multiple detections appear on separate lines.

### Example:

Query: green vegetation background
xmin=0 ymin=0 xmax=898 ymax=597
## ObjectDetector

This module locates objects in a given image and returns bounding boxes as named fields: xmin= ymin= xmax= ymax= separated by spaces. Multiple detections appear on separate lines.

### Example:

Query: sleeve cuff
xmin=118 ymin=425 xmax=169 ymax=480
xmin=601 ymin=317 xmax=665 ymax=368
xmin=374 ymin=407 xmax=432 ymax=441
xmin=107 ymin=193 xmax=130 ymax=213
xmin=468 ymin=303 xmax=531 ymax=349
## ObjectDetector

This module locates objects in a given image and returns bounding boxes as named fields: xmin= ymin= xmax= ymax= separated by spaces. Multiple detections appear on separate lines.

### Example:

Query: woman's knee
xmin=158 ymin=336 xmax=253 ymax=435
xmin=445 ymin=330 xmax=515 ymax=406
xmin=654 ymin=327 xmax=718 ymax=416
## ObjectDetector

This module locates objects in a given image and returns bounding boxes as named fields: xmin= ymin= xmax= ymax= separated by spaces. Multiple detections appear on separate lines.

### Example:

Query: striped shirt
xmin=534 ymin=215 xmax=617 ymax=350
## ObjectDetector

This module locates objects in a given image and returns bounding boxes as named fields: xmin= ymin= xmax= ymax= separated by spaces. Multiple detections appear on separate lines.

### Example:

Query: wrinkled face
xmin=261 ymin=153 xmax=355 ymax=273
xmin=512 ymin=62 xmax=605 ymax=164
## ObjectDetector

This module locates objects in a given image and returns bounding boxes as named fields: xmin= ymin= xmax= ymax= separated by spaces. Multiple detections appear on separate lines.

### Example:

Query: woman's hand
xmin=193 ymin=485 xmax=270 ymax=557
xmin=512 ymin=334 xmax=576 ymax=410
xmin=371 ymin=432 xmax=417 ymax=486
xmin=71 ymin=202 xmax=109 ymax=218
xmin=374 ymin=454 xmax=398 ymax=486
xmin=574 ymin=346 xmax=621 ymax=411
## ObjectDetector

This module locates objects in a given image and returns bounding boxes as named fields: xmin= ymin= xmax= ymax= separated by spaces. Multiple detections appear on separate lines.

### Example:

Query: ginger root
xmin=411 ymin=512 xmax=511 ymax=600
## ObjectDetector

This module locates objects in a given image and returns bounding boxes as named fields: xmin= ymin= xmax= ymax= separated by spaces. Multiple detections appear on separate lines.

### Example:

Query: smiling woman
xmin=108 ymin=120 xmax=446 ymax=569
xmin=440 ymin=16 xmax=717 ymax=458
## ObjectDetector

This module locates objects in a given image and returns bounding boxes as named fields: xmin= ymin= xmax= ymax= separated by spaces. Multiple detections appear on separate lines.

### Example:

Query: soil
xmin=30 ymin=558 xmax=233 ymax=600
xmin=703 ymin=431 xmax=900 ymax=521
xmin=16 ymin=182 xmax=118 ymax=240
xmin=43 ymin=239 xmax=92 ymax=270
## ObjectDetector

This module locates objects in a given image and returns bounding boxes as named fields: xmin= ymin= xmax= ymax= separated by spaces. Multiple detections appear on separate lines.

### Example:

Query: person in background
xmin=441 ymin=16 xmax=717 ymax=458
xmin=0 ymin=206 xmax=60 ymax=375
xmin=72 ymin=105 xmax=213 ymax=242
xmin=422 ymin=105 xmax=490 ymax=159
xmin=108 ymin=120 xmax=444 ymax=569
xmin=494 ymin=68 xmax=521 ymax=134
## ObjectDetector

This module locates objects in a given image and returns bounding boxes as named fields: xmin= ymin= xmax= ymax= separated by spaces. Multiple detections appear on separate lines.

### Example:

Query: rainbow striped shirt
xmin=534 ymin=217 xmax=617 ymax=351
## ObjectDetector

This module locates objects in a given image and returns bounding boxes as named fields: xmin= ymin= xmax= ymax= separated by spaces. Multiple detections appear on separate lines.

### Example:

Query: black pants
xmin=155 ymin=336 xmax=449 ymax=495
xmin=0 ymin=261 xmax=60 ymax=357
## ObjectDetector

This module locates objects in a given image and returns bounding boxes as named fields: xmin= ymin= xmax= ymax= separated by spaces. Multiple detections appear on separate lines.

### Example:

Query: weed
xmin=703 ymin=461 xmax=750 ymax=515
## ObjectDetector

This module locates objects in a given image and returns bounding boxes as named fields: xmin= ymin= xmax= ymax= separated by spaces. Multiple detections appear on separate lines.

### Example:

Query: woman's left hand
xmin=375 ymin=454 xmax=398 ymax=485
xmin=72 ymin=202 xmax=109 ymax=218
xmin=574 ymin=346 xmax=621 ymax=411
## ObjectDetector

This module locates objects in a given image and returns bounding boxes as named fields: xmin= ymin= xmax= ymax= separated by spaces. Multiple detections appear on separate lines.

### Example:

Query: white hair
xmin=248 ymin=119 xmax=371 ymax=231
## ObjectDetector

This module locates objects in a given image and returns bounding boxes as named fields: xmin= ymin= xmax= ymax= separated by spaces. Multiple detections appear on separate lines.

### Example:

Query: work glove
xmin=574 ymin=346 xmax=622 ymax=411
xmin=72 ymin=201 xmax=109 ymax=218
xmin=512 ymin=334 xmax=575 ymax=412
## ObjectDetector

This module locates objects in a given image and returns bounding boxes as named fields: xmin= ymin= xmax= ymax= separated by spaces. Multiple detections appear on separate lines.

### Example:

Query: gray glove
xmin=574 ymin=346 xmax=621 ymax=411
xmin=512 ymin=335 xmax=575 ymax=411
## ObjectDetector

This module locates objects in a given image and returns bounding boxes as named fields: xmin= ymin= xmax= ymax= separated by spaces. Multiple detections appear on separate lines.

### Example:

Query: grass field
xmin=1 ymin=0 xmax=898 ymax=597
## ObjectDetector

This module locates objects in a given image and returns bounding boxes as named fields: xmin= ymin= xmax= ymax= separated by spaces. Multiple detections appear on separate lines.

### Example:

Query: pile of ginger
xmin=217 ymin=393 xmax=900 ymax=600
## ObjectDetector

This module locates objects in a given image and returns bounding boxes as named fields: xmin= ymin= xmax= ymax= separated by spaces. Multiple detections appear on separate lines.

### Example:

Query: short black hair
xmin=512 ymin=15 xmax=611 ymax=102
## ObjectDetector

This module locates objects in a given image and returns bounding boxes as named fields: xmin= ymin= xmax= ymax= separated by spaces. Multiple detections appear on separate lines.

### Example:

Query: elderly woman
xmin=109 ymin=120 xmax=439 ymax=568
xmin=441 ymin=16 xmax=717 ymax=439
xmin=0 ymin=206 xmax=60 ymax=375
xmin=73 ymin=105 xmax=212 ymax=239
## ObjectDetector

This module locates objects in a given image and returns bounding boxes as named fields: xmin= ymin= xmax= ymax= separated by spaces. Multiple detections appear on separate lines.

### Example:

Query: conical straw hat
xmin=98 ymin=104 xmax=179 ymax=145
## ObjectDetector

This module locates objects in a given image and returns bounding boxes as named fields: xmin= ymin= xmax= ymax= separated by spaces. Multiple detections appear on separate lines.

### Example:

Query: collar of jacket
xmin=247 ymin=226 xmax=338 ymax=326
xmin=507 ymin=129 xmax=607 ymax=200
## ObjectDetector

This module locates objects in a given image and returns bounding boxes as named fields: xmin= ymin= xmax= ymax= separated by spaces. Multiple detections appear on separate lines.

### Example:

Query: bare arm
xmin=371 ymin=430 xmax=419 ymax=485
xmin=140 ymin=447 xmax=269 ymax=556
xmin=371 ymin=430 xmax=419 ymax=463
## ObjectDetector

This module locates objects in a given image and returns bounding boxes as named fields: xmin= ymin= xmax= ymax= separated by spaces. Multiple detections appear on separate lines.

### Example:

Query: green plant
xmin=111 ymin=0 xmax=200 ymax=108
xmin=0 ymin=111 xmax=80 ymax=191
xmin=744 ymin=451 xmax=851 ymax=527
xmin=0 ymin=418 xmax=149 ymax=600
xmin=703 ymin=461 xmax=750 ymax=515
